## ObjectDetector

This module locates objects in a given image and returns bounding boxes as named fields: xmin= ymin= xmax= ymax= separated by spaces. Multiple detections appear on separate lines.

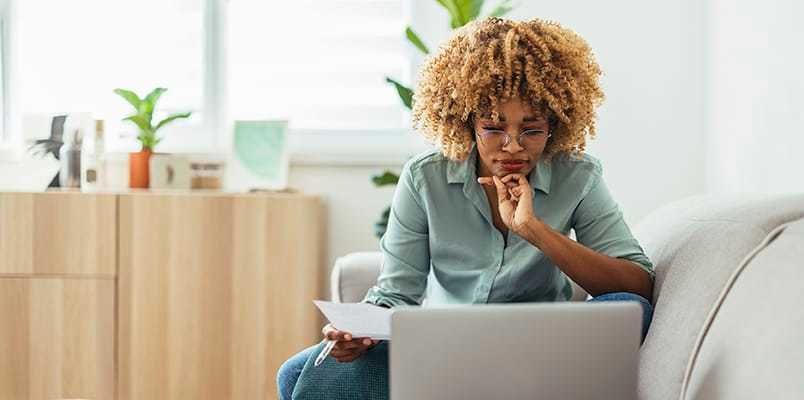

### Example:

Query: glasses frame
xmin=475 ymin=128 xmax=552 ymax=149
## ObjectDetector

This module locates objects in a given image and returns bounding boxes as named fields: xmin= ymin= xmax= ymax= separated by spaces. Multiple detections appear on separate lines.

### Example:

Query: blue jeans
xmin=276 ymin=292 xmax=654 ymax=400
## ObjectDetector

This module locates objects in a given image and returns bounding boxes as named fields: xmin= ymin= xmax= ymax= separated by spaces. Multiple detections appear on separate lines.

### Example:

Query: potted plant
xmin=114 ymin=87 xmax=192 ymax=188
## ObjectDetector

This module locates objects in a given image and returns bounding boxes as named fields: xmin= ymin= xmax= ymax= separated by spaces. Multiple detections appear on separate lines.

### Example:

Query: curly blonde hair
xmin=411 ymin=17 xmax=605 ymax=161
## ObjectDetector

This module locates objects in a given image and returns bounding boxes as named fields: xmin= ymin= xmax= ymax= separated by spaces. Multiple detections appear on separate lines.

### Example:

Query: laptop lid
xmin=390 ymin=301 xmax=641 ymax=400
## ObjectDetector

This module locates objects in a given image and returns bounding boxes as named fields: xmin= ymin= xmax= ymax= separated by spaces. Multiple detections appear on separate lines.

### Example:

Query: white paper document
xmin=313 ymin=300 xmax=393 ymax=340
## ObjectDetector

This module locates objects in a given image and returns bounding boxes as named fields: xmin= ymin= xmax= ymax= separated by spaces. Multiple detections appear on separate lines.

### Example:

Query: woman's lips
xmin=498 ymin=160 xmax=528 ymax=171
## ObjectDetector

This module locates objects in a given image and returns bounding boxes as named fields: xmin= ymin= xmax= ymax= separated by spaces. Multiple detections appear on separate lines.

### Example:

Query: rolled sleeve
xmin=362 ymin=160 xmax=431 ymax=307
xmin=571 ymin=172 xmax=655 ymax=282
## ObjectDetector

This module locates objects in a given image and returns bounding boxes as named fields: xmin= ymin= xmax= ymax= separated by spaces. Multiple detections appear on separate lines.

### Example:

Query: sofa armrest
xmin=330 ymin=251 xmax=382 ymax=303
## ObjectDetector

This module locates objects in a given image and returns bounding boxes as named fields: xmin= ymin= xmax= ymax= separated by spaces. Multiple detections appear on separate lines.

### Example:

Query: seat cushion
xmin=632 ymin=194 xmax=804 ymax=400
xmin=682 ymin=218 xmax=804 ymax=399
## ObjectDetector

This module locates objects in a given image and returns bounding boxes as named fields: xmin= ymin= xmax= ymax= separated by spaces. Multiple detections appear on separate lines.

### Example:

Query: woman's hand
xmin=477 ymin=173 xmax=535 ymax=234
xmin=321 ymin=323 xmax=379 ymax=363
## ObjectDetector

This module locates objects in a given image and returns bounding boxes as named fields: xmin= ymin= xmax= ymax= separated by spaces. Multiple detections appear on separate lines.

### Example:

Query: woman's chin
xmin=496 ymin=165 xmax=533 ymax=176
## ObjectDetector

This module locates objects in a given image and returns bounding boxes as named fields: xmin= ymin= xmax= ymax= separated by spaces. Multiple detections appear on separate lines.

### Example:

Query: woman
xmin=277 ymin=16 xmax=654 ymax=399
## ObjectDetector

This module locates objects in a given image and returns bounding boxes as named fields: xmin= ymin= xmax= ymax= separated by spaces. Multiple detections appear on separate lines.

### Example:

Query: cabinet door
xmin=0 ymin=278 xmax=115 ymax=400
xmin=118 ymin=193 xmax=324 ymax=400
xmin=0 ymin=192 xmax=116 ymax=276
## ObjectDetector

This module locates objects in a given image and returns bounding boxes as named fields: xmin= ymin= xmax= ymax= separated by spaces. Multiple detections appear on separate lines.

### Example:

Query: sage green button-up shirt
xmin=362 ymin=144 xmax=654 ymax=307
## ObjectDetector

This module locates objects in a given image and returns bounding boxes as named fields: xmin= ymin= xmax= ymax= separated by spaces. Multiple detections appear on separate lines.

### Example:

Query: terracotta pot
xmin=129 ymin=149 xmax=153 ymax=188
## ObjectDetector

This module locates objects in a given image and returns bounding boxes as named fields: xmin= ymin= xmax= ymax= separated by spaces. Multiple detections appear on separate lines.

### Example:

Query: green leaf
xmin=436 ymin=0 xmax=484 ymax=29
xmin=154 ymin=111 xmax=192 ymax=132
xmin=113 ymin=88 xmax=142 ymax=110
xmin=140 ymin=87 xmax=167 ymax=119
xmin=385 ymin=77 xmax=414 ymax=110
xmin=123 ymin=114 xmax=152 ymax=133
xmin=488 ymin=0 xmax=516 ymax=17
xmin=405 ymin=26 xmax=430 ymax=54
xmin=372 ymin=171 xmax=400 ymax=187
xmin=373 ymin=205 xmax=392 ymax=239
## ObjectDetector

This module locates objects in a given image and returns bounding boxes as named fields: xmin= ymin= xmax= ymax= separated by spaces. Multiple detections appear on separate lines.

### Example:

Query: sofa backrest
xmin=632 ymin=194 xmax=804 ymax=400
xmin=681 ymin=217 xmax=804 ymax=399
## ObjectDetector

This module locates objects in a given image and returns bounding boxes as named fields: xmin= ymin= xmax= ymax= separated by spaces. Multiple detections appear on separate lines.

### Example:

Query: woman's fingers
xmin=477 ymin=177 xmax=493 ymax=186
xmin=514 ymin=173 xmax=529 ymax=186
xmin=511 ymin=186 xmax=525 ymax=197
xmin=330 ymin=347 xmax=360 ymax=357
xmin=335 ymin=339 xmax=370 ymax=350
xmin=492 ymin=176 xmax=509 ymax=203
xmin=320 ymin=324 xmax=375 ymax=363
xmin=330 ymin=339 xmax=372 ymax=361
xmin=479 ymin=174 xmax=530 ymax=205
xmin=500 ymin=173 xmax=523 ymax=183
xmin=328 ymin=331 xmax=351 ymax=341
xmin=323 ymin=325 xmax=352 ymax=341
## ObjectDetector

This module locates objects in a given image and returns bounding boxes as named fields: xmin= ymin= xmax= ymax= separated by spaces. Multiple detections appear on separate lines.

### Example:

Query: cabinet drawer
xmin=0 ymin=192 xmax=116 ymax=276
xmin=0 ymin=277 xmax=115 ymax=400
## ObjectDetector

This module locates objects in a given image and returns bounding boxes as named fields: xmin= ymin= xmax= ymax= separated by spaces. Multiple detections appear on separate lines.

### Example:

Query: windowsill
xmin=0 ymin=130 xmax=436 ymax=167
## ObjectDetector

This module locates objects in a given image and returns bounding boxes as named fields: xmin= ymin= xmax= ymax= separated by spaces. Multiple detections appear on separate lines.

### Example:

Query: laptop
xmin=390 ymin=301 xmax=641 ymax=400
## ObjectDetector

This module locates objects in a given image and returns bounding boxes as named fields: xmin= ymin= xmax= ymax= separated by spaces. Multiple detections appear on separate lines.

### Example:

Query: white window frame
xmin=0 ymin=0 xmax=428 ymax=166
xmin=0 ymin=0 xmax=19 ymax=161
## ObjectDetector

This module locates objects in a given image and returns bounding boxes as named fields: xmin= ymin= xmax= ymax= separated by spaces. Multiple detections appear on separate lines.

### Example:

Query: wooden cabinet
xmin=0 ymin=278 xmax=115 ymax=400
xmin=118 ymin=193 xmax=325 ymax=400
xmin=0 ymin=191 xmax=325 ymax=400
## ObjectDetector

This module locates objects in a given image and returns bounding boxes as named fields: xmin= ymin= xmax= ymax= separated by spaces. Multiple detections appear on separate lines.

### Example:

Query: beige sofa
xmin=330 ymin=194 xmax=804 ymax=400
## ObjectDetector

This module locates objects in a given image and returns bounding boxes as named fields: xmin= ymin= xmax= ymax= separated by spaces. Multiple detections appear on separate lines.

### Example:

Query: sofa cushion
xmin=681 ymin=218 xmax=804 ymax=399
xmin=632 ymin=194 xmax=804 ymax=400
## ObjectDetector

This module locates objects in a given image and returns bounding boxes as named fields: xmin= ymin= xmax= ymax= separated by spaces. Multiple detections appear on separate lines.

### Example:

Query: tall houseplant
xmin=374 ymin=0 xmax=518 ymax=238
xmin=114 ymin=87 xmax=192 ymax=188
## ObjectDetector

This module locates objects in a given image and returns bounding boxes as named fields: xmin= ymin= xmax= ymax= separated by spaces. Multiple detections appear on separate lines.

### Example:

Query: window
xmin=228 ymin=0 xmax=410 ymax=131
xmin=0 ymin=0 xmax=8 ymax=146
xmin=16 ymin=0 xmax=207 ymax=152
xmin=2 ymin=0 xmax=421 ymax=161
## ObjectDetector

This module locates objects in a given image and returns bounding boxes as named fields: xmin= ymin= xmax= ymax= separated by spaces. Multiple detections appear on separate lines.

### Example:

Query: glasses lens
xmin=479 ymin=131 xmax=505 ymax=148
xmin=478 ymin=131 xmax=548 ymax=148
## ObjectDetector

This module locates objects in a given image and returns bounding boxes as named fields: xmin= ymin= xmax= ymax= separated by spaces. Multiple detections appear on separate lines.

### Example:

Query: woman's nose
xmin=502 ymin=132 xmax=524 ymax=152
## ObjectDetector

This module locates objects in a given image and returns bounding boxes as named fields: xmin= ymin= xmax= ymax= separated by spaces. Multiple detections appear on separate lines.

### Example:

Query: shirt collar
xmin=446 ymin=143 xmax=551 ymax=195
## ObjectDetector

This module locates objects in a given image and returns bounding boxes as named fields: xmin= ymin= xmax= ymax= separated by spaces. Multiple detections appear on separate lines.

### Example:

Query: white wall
xmin=705 ymin=0 xmax=804 ymax=193
xmin=288 ymin=163 xmax=397 ymax=295
xmin=1 ymin=1 xmax=720 ymax=297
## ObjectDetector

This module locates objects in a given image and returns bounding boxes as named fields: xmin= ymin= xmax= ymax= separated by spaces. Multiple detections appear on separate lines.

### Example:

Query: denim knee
xmin=588 ymin=291 xmax=654 ymax=342
xmin=277 ymin=344 xmax=319 ymax=400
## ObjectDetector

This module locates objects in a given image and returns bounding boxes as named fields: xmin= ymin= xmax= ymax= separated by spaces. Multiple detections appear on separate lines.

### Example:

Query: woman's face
xmin=473 ymin=97 xmax=551 ymax=178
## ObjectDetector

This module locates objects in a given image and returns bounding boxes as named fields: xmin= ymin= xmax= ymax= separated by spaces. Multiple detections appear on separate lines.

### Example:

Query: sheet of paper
xmin=313 ymin=300 xmax=393 ymax=340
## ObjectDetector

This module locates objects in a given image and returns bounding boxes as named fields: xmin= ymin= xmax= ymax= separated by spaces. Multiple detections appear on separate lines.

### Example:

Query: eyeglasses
xmin=476 ymin=128 xmax=552 ymax=149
